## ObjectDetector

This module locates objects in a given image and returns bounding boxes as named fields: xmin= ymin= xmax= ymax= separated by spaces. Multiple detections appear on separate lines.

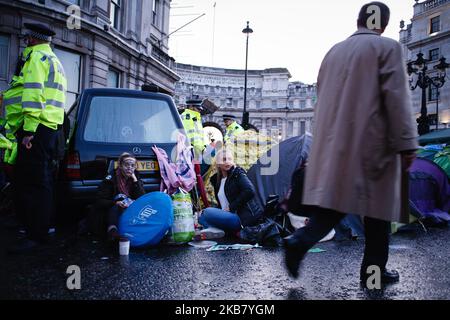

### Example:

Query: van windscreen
xmin=83 ymin=96 xmax=179 ymax=144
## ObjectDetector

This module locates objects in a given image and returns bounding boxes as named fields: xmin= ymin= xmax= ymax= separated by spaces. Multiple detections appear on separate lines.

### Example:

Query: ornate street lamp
xmin=433 ymin=57 xmax=450 ymax=130
xmin=408 ymin=53 xmax=449 ymax=134
xmin=242 ymin=21 xmax=253 ymax=129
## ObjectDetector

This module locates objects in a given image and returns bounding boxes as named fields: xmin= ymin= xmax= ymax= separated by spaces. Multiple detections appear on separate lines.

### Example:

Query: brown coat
xmin=303 ymin=28 xmax=418 ymax=223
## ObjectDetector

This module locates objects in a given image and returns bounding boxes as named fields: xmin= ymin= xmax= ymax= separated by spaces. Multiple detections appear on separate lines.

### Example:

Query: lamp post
xmin=407 ymin=53 xmax=449 ymax=134
xmin=242 ymin=21 xmax=253 ymax=129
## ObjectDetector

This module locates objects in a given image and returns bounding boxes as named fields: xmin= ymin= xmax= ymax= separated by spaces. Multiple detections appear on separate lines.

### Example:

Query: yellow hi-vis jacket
xmin=1 ymin=84 xmax=22 ymax=164
xmin=1 ymin=123 xmax=18 ymax=165
xmin=20 ymin=43 xmax=66 ymax=133
xmin=181 ymin=108 xmax=205 ymax=158
xmin=0 ymin=47 xmax=33 ymax=164
xmin=224 ymin=121 xmax=244 ymax=143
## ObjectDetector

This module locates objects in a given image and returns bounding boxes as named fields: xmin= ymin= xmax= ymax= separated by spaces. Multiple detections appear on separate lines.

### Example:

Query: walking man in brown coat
xmin=284 ymin=2 xmax=418 ymax=287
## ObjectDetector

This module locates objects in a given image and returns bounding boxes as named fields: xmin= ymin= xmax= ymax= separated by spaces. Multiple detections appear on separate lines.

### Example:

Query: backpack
xmin=239 ymin=219 xmax=284 ymax=247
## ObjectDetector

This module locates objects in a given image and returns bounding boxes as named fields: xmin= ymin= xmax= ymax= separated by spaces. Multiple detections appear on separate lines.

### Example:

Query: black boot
xmin=283 ymin=236 xmax=307 ymax=279
xmin=360 ymin=268 xmax=400 ymax=287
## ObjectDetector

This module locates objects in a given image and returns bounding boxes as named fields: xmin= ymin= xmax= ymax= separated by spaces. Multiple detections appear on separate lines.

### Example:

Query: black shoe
xmin=360 ymin=269 xmax=400 ymax=287
xmin=381 ymin=269 xmax=400 ymax=283
xmin=283 ymin=236 xmax=306 ymax=279
xmin=7 ymin=238 xmax=40 ymax=254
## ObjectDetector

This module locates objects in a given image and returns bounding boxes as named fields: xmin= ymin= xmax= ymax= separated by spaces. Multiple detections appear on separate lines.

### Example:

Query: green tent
xmin=433 ymin=147 xmax=450 ymax=178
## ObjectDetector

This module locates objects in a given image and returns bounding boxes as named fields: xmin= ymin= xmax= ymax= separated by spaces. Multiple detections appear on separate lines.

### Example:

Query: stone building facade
xmin=173 ymin=63 xmax=317 ymax=141
xmin=400 ymin=0 xmax=450 ymax=129
xmin=0 ymin=0 xmax=179 ymax=110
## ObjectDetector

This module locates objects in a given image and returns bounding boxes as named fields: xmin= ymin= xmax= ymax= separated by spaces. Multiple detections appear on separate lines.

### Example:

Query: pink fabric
xmin=152 ymin=134 xmax=196 ymax=194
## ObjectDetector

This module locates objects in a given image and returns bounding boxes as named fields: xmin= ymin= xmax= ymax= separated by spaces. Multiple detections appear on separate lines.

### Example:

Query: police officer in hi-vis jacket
xmin=180 ymin=99 xmax=206 ymax=162
xmin=223 ymin=114 xmax=244 ymax=144
xmin=7 ymin=23 xmax=67 ymax=253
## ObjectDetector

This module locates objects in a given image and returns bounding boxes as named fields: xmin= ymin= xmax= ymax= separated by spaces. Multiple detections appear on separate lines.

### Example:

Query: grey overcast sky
xmin=168 ymin=0 xmax=415 ymax=84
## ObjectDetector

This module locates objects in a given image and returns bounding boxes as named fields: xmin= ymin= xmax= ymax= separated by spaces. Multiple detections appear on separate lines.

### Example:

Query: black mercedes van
xmin=57 ymin=88 xmax=184 ymax=211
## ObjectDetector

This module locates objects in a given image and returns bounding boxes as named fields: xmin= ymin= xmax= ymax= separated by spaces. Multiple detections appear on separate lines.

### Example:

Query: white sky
xmin=168 ymin=0 xmax=415 ymax=84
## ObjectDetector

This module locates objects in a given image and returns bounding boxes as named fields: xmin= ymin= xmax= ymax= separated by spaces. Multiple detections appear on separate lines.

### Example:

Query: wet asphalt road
xmin=0 ymin=219 xmax=449 ymax=300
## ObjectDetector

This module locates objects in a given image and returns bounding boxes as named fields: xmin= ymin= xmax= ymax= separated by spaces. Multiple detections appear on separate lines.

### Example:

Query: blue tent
xmin=418 ymin=128 xmax=450 ymax=145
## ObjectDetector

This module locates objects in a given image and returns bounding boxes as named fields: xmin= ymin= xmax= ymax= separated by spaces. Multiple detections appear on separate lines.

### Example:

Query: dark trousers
xmin=14 ymin=125 xmax=57 ymax=242
xmin=108 ymin=205 xmax=124 ymax=228
xmin=292 ymin=206 xmax=391 ymax=274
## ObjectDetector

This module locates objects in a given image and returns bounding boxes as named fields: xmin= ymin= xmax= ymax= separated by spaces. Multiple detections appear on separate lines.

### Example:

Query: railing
xmin=414 ymin=0 xmax=449 ymax=15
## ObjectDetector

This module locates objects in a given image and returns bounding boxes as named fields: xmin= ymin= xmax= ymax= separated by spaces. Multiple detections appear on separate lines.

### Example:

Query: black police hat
xmin=186 ymin=99 xmax=204 ymax=112
xmin=186 ymin=99 xmax=203 ymax=106
xmin=222 ymin=114 xmax=236 ymax=120
xmin=24 ymin=23 xmax=55 ymax=41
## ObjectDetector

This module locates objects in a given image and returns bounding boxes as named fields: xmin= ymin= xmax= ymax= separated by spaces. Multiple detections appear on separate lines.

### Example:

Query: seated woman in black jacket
xmin=199 ymin=148 xmax=262 ymax=234
xmin=95 ymin=152 xmax=145 ymax=240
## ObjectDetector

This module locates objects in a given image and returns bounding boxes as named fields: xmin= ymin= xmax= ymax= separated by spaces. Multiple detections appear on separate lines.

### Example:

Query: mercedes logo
xmin=132 ymin=147 xmax=142 ymax=155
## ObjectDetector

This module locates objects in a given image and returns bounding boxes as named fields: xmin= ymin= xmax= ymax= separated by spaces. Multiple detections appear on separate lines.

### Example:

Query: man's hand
xmin=401 ymin=151 xmax=416 ymax=172
xmin=22 ymin=135 xmax=34 ymax=149
xmin=131 ymin=173 xmax=138 ymax=182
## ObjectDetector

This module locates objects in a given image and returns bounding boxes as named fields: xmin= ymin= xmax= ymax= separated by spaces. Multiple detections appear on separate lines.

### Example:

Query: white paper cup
xmin=119 ymin=237 xmax=130 ymax=256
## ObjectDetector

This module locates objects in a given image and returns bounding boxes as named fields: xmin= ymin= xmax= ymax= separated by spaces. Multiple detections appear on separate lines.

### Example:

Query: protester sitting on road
xmin=94 ymin=152 xmax=145 ymax=241
xmin=199 ymin=148 xmax=262 ymax=237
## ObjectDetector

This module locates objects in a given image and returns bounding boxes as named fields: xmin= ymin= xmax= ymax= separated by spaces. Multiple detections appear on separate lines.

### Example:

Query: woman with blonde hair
xmin=199 ymin=148 xmax=262 ymax=234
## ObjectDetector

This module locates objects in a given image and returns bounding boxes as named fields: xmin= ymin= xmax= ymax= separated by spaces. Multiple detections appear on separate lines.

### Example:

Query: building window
xmin=300 ymin=121 xmax=306 ymax=135
xmin=272 ymin=79 xmax=278 ymax=91
xmin=107 ymin=68 xmax=121 ymax=88
xmin=66 ymin=0 xmax=80 ymax=5
xmin=272 ymin=119 xmax=278 ymax=128
xmin=430 ymin=16 xmax=440 ymax=34
xmin=226 ymin=98 xmax=232 ymax=106
xmin=53 ymin=48 xmax=82 ymax=110
xmin=288 ymin=121 xmax=294 ymax=137
xmin=288 ymin=101 xmax=294 ymax=109
xmin=271 ymin=100 xmax=277 ymax=108
xmin=429 ymin=48 xmax=440 ymax=61
xmin=233 ymin=99 xmax=238 ymax=107
xmin=0 ymin=35 xmax=9 ymax=80
xmin=110 ymin=0 xmax=121 ymax=30
xmin=153 ymin=0 xmax=160 ymax=27
xmin=428 ymin=114 xmax=438 ymax=126
xmin=300 ymin=100 xmax=306 ymax=109
xmin=429 ymin=86 xmax=438 ymax=102
xmin=256 ymin=101 xmax=261 ymax=109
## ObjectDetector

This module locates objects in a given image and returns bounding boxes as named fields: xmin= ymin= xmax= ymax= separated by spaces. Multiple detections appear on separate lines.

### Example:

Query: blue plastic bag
xmin=119 ymin=192 xmax=174 ymax=247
